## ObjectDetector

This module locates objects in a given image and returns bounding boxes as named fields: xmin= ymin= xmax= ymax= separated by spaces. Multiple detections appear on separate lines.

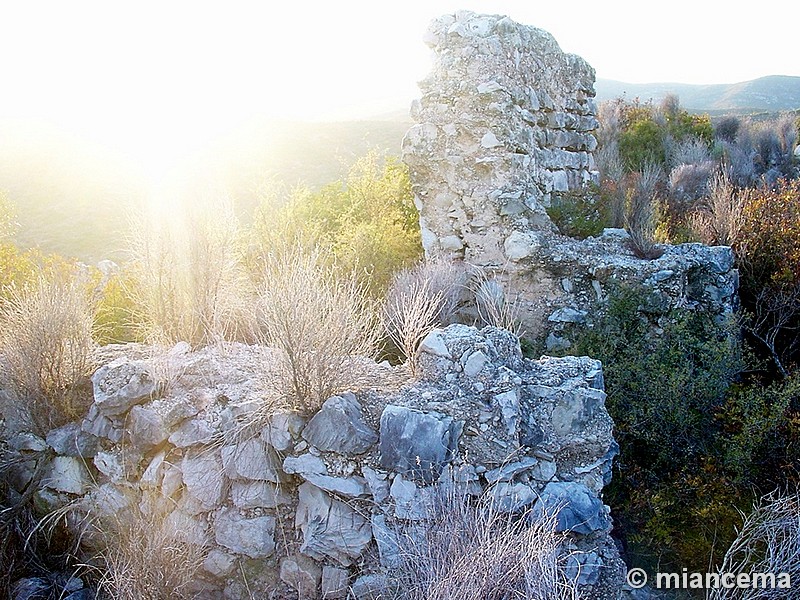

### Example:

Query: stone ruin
xmin=2 ymin=11 xmax=746 ymax=600
xmin=5 ymin=328 xmax=624 ymax=599
xmin=402 ymin=11 xmax=738 ymax=348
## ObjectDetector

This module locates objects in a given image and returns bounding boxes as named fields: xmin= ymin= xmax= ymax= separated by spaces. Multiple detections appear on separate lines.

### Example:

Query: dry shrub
xmin=256 ymin=246 xmax=381 ymax=413
xmin=669 ymin=161 xmax=715 ymax=203
xmin=691 ymin=172 xmax=749 ymax=247
xmin=383 ymin=257 xmax=464 ymax=373
xmin=391 ymin=485 xmax=578 ymax=600
xmin=93 ymin=507 xmax=205 ymax=600
xmin=129 ymin=194 xmax=253 ymax=346
xmin=0 ymin=274 xmax=95 ymax=433
xmin=625 ymin=163 xmax=664 ymax=259
xmin=707 ymin=490 xmax=800 ymax=600
xmin=469 ymin=267 xmax=522 ymax=336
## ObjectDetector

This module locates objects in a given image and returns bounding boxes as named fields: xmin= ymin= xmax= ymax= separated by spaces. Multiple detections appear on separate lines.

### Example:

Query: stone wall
xmin=402 ymin=12 xmax=738 ymax=344
xmin=5 ymin=329 xmax=624 ymax=599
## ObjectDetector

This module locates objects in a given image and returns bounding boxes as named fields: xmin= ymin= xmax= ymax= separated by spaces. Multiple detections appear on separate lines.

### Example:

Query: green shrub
xmin=567 ymin=285 xmax=741 ymax=570
xmin=249 ymin=152 xmax=422 ymax=294
xmin=546 ymin=186 xmax=607 ymax=238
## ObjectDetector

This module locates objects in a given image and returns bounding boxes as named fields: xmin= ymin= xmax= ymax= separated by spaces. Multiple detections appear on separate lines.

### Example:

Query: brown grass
xmin=383 ymin=258 xmax=464 ymax=373
xmin=390 ymin=485 xmax=578 ymax=600
xmin=707 ymin=490 xmax=800 ymax=600
xmin=91 ymin=506 xmax=206 ymax=600
xmin=128 ymin=194 xmax=253 ymax=346
xmin=255 ymin=246 xmax=381 ymax=413
xmin=0 ymin=273 xmax=96 ymax=433
xmin=691 ymin=171 xmax=749 ymax=247
xmin=625 ymin=163 xmax=664 ymax=259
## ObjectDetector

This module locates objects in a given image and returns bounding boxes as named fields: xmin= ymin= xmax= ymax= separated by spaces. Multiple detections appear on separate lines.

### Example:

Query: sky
xmin=1 ymin=0 xmax=798 ymax=184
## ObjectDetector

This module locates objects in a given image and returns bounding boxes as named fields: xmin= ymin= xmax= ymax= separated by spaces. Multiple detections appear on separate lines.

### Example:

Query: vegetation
xmin=255 ymin=246 xmax=382 ymax=413
xmin=390 ymin=485 xmax=577 ymax=600
xmin=0 ymin=273 xmax=96 ymax=434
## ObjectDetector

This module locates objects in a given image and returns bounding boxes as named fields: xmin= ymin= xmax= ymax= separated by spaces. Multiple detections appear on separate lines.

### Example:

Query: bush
xmin=129 ymin=194 xmax=252 ymax=346
xmin=569 ymin=285 xmax=741 ymax=570
xmin=736 ymin=179 xmax=800 ymax=375
xmin=383 ymin=258 xmax=464 ymax=373
xmin=690 ymin=171 xmax=749 ymax=246
xmin=255 ymin=246 xmax=381 ymax=413
xmin=249 ymin=152 xmax=422 ymax=295
xmin=389 ymin=484 xmax=577 ymax=600
xmin=708 ymin=490 xmax=800 ymax=600
xmin=0 ymin=273 xmax=96 ymax=433
xmin=624 ymin=164 xmax=664 ymax=259
xmin=92 ymin=504 xmax=205 ymax=600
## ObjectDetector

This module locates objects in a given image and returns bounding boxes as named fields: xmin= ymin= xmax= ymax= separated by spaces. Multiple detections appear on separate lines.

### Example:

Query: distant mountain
xmin=595 ymin=75 xmax=800 ymax=112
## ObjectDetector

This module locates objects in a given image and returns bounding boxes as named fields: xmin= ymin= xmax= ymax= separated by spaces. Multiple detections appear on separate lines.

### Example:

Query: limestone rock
xmin=230 ymin=480 xmax=290 ymax=509
xmin=321 ymin=566 xmax=349 ymax=599
xmin=168 ymin=418 xmax=215 ymax=447
xmin=92 ymin=358 xmax=156 ymax=417
xmin=295 ymin=482 xmax=372 ymax=566
xmin=203 ymin=549 xmax=236 ymax=578
xmin=46 ymin=423 xmax=99 ymax=458
xmin=280 ymin=555 xmax=321 ymax=599
xmin=181 ymin=451 xmax=225 ymax=511
xmin=379 ymin=405 xmax=460 ymax=483
xmin=215 ymin=509 xmax=276 ymax=558
xmin=221 ymin=437 xmax=285 ymax=483
xmin=128 ymin=404 xmax=169 ymax=448
xmin=533 ymin=481 xmax=610 ymax=534
xmin=301 ymin=393 xmax=377 ymax=455
xmin=262 ymin=410 xmax=304 ymax=451
xmin=43 ymin=456 xmax=90 ymax=494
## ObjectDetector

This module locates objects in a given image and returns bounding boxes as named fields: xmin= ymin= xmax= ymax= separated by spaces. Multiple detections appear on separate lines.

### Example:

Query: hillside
xmin=0 ymin=117 xmax=413 ymax=263
xmin=595 ymin=75 xmax=800 ymax=112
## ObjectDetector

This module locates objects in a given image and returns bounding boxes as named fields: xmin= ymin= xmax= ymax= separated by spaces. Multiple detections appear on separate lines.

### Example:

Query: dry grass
xmin=255 ymin=246 xmax=381 ymax=413
xmin=391 ymin=485 xmax=578 ymax=600
xmin=383 ymin=258 xmax=464 ymax=373
xmin=469 ymin=267 xmax=522 ymax=336
xmin=128 ymin=194 xmax=253 ymax=346
xmin=91 ymin=506 xmax=206 ymax=600
xmin=691 ymin=171 xmax=749 ymax=247
xmin=625 ymin=163 xmax=664 ymax=259
xmin=707 ymin=490 xmax=800 ymax=600
xmin=0 ymin=273 xmax=96 ymax=433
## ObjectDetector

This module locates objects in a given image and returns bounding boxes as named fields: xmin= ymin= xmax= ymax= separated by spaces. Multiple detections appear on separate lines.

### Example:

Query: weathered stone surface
xmin=379 ymin=405 xmax=460 ymax=483
xmin=295 ymin=482 xmax=372 ymax=566
xmin=93 ymin=451 xmax=125 ymax=482
xmin=262 ymin=410 xmax=304 ymax=452
xmin=350 ymin=574 xmax=390 ymax=600
xmin=221 ymin=438 xmax=285 ymax=483
xmin=230 ymin=480 xmax=290 ymax=509
xmin=362 ymin=466 xmax=390 ymax=503
xmin=43 ymin=456 xmax=90 ymax=494
xmin=91 ymin=357 xmax=156 ymax=417
xmin=181 ymin=451 xmax=225 ymax=511
xmin=203 ymin=549 xmax=236 ymax=578
xmin=215 ymin=509 xmax=276 ymax=558
xmin=164 ymin=508 xmax=209 ymax=546
xmin=489 ymin=481 xmax=538 ymax=512
xmin=371 ymin=514 xmax=403 ymax=568
xmin=128 ymin=404 xmax=169 ymax=447
xmin=301 ymin=393 xmax=377 ymax=455
xmin=532 ymin=481 xmax=610 ymax=534
xmin=321 ymin=566 xmax=349 ymax=599
xmin=280 ymin=555 xmax=321 ymax=599
xmin=168 ymin=418 xmax=215 ymax=447
xmin=46 ymin=423 xmax=99 ymax=458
